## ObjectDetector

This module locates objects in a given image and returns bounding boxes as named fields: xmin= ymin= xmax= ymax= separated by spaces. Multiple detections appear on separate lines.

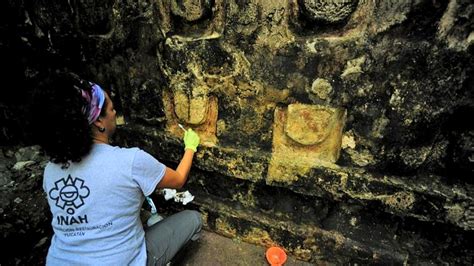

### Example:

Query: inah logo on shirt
xmin=49 ymin=175 xmax=90 ymax=215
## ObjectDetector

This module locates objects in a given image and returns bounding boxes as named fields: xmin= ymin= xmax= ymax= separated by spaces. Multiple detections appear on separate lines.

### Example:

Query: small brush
xmin=178 ymin=124 xmax=187 ymax=132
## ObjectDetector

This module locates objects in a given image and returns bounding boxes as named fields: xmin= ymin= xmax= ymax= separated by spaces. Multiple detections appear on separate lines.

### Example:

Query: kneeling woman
xmin=33 ymin=73 xmax=201 ymax=266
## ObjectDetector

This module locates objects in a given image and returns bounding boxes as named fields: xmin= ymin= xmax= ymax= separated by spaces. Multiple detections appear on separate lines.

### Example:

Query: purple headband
xmin=80 ymin=82 xmax=106 ymax=124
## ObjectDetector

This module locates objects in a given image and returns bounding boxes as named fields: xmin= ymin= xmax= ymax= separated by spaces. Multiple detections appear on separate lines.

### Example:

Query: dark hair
xmin=32 ymin=72 xmax=107 ymax=166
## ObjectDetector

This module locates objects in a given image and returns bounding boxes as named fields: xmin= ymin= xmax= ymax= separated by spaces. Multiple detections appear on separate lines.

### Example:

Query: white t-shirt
xmin=43 ymin=144 xmax=166 ymax=265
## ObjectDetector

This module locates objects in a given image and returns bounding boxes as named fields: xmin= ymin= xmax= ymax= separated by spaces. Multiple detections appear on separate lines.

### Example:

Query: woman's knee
xmin=182 ymin=210 xmax=202 ymax=231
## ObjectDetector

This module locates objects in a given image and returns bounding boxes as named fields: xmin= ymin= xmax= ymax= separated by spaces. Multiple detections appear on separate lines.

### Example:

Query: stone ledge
xmin=153 ymin=192 xmax=472 ymax=264
xmin=163 ymin=196 xmax=408 ymax=264
xmin=118 ymin=124 xmax=474 ymax=230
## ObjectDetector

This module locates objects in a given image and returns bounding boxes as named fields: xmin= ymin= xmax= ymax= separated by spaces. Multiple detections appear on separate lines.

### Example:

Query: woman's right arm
xmin=158 ymin=150 xmax=195 ymax=189
xmin=157 ymin=129 xmax=200 ymax=189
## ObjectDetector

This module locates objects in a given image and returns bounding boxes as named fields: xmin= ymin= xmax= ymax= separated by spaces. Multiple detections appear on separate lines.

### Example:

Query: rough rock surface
xmin=0 ymin=146 xmax=50 ymax=265
xmin=1 ymin=0 xmax=473 ymax=264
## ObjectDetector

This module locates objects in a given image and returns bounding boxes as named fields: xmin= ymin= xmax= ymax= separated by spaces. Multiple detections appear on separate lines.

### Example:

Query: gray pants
xmin=145 ymin=210 xmax=202 ymax=266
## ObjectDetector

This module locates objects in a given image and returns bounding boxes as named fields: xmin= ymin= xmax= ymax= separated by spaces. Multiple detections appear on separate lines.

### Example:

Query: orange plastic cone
xmin=266 ymin=246 xmax=287 ymax=266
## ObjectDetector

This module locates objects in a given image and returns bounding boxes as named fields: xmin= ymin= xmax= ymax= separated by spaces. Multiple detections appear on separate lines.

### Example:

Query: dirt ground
xmin=174 ymin=229 xmax=315 ymax=266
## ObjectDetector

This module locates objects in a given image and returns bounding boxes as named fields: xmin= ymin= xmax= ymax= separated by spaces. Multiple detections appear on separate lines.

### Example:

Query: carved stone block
xmin=163 ymin=90 xmax=218 ymax=146
xmin=268 ymin=104 xmax=346 ymax=183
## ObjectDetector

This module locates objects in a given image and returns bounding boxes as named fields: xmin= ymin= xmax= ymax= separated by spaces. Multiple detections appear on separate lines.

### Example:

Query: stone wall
xmin=1 ymin=0 xmax=473 ymax=264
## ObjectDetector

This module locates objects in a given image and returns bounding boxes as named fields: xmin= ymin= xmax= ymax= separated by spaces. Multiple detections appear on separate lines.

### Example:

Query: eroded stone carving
xmin=170 ymin=0 xmax=212 ymax=22
xmin=285 ymin=104 xmax=333 ymax=145
xmin=173 ymin=90 xmax=209 ymax=125
xmin=158 ymin=0 xmax=225 ymax=38
xmin=268 ymin=104 xmax=346 ymax=184
xmin=163 ymin=89 xmax=218 ymax=146
xmin=298 ymin=0 xmax=359 ymax=24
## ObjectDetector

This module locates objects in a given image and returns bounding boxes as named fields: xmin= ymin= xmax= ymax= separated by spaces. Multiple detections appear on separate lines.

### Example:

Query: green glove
xmin=183 ymin=128 xmax=200 ymax=152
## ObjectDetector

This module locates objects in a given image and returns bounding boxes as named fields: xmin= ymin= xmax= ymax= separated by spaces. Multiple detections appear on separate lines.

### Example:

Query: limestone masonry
xmin=1 ymin=0 xmax=473 ymax=264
